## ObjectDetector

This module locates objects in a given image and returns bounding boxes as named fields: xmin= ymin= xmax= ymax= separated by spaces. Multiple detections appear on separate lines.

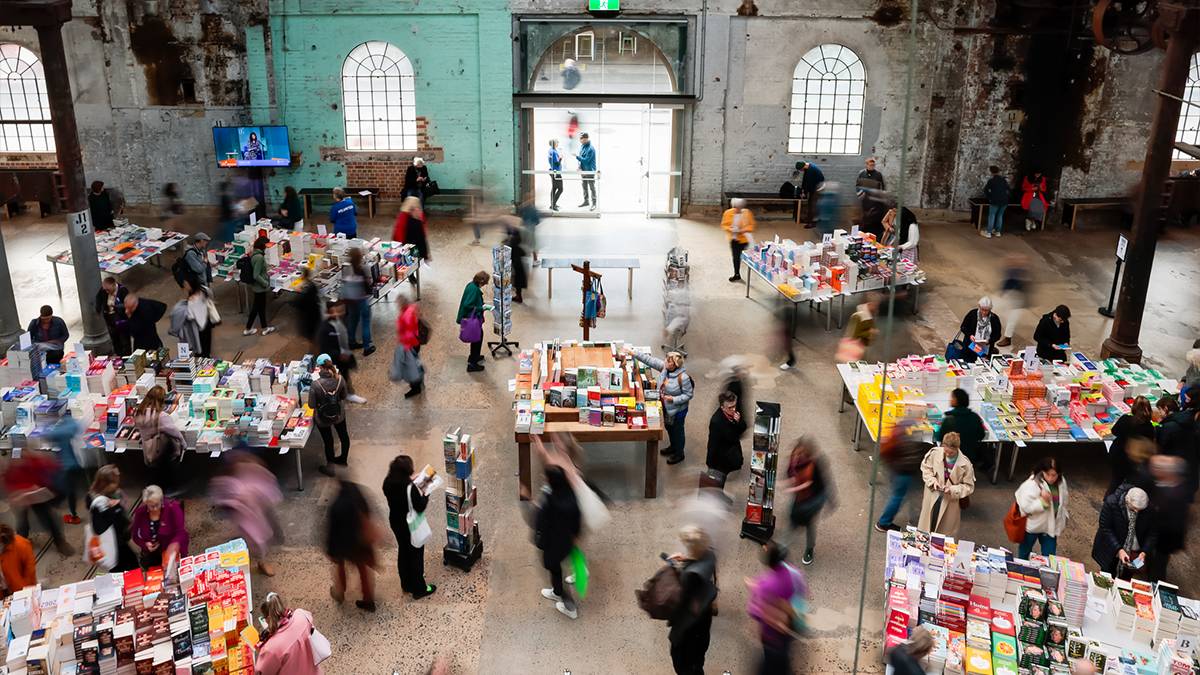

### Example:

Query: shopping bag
xmin=458 ymin=309 xmax=483 ymax=343
xmin=570 ymin=546 xmax=590 ymax=598
xmin=309 ymin=626 xmax=332 ymax=665
xmin=388 ymin=346 xmax=425 ymax=383
xmin=571 ymin=476 xmax=611 ymax=534
xmin=594 ymin=278 xmax=607 ymax=319
xmin=84 ymin=522 xmax=118 ymax=570
xmin=945 ymin=331 xmax=966 ymax=360
xmin=406 ymin=485 xmax=433 ymax=547
xmin=835 ymin=337 xmax=864 ymax=363
xmin=1003 ymin=502 xmax=1027 ymax=543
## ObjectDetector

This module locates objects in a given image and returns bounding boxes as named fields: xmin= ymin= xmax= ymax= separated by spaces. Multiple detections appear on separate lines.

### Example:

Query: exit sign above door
xmin=589 ymin=0 xmax=618 ymax=9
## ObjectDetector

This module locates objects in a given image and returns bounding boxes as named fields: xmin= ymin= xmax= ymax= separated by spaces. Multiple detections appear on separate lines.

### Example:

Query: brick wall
xmin=0 ymin=153 xmax=58 ymax=170
xmin=344 ymin=118 xmax=439 ymax=199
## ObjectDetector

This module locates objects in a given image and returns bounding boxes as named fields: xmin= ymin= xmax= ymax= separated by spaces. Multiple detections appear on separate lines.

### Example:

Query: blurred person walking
xmin=747 ymin=541 xmax=807 ymax=675
xmin=1106 ymin=396 xmax=1156 ymax=497
xmin=393 ymin=197 xmax=431 ymax=262
xmin=722 ymin=198 xmax=756 ymax=282
xmin=133 ymin=386 xmax=185 ymax=492
xmin=875 ymin=421 xmax=927 ymax=532
xmin=184 ymin=277 xmax=217 ymax=357
xmin=130 ymin=485 xmax=188 ymax=570
xmin=218 ymin=181 xmax=240 ymax=241
xmin=1015 ymin=457 xmax=1069 ymax=559
xmin=797 ymin=161 xmax=825 ymax=229
xmin=625 ymin=349 xmax=694 ymax=465
xmin=243 ymin=236 xmax=276 ymax=337
xmin=526 ymin=465 xmax=582 ymax=619
xmin=160 ymin=183 xmax=183 ymax=225
xmin=394 ymin=288 xmax=425 ymax=398
xmin=1157 ymin=394 xmax=1200 ymax=497
xmin=327 ymin=472 xmax=379 ymax=612
xmin=293 ymin=268 xmax=324 ymax=351
xmin=0 ymin=524 xmax=37 ymax=596
xmin=383 ymin=455 xmax=437 ymax=600
xmin=3 ymin=450 xmax=73 ymax=556
xmin=342 ymin=247 xmax=377 ymax=356
xmin=309 ymin=355 xmax=350 ymax=477
xmin=666 ymin=524 xmax=717 ymax=675
xmin=254 ymin=593 xmax=324 ymax=675
xmin=457 ymin=271 xmax=488 ymax=372
xmin=1133 ymin=455 xmax=1190 ymax=582
xmin=317 ymin=302 xmax=365 ymax=403
xmin=783 ymin=438 xmax=831 ymax=565
xmin=994 ymin=254 xmax=1029 ymax=347
xmin=116 ymin=294 xmax=167 ymax=351
xmin=210 ymin=452 xmax=282 ymax=577
xmin=96 ymin=277 xmax=131 ymax=356
xmin=507 ymin=223 xmax=529 ymax=303
xmin=1092 ymin=485 xmax=1157 ymax=578
xmin=935 ymin=388 xmax=989 ymax=470
xmin=889 ymin=626 xmax=935 ymax=675
xmin=46 ymin=416 xmax=83 ymax=525
xmin=918 ymin=432 xmax=976 ymax=538
xmin=87 ymin=465 xmax=138 ymax=572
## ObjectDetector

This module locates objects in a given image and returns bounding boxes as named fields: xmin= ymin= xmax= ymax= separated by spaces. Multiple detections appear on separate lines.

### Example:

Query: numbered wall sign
xmin=69 ymin=210 xmax=93 ymax=238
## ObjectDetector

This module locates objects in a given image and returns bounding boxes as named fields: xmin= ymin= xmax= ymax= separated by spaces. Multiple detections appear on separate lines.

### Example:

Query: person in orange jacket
xmin=722 ymin=198 xmax=756 ymax=282
xmin=0 ymin=524 xmax=38 ymax=596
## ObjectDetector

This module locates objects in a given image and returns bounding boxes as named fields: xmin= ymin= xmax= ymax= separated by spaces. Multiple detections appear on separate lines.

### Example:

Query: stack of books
xmin=1053 ymin=558 xmax=1088 ymax=629
xmin=1155 ymin=581 xmax=1182 ymax=644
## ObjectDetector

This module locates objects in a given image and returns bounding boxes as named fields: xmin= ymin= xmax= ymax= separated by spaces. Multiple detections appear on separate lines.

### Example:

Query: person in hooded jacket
xmin=527 ymin=465 xmax=581 ymax=620
xmin=1015 ymin=457 xmax=1069 ymax=559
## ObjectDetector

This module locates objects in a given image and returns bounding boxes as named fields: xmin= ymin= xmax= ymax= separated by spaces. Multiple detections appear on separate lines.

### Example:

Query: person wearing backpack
xmin=747 ymin=541 xmax=807 ymax=675
xmin=308 ymin=355 xmax=350 ymax=478
xmin=243 ymin=236 xmax=275 ymax=336
xmin=666 ymin=524 xmax=717 ymax=675
xmin=624 ymin=349 xmax=694 ymax=465
xmin=184 ymin=233 xmax=213 ymax=287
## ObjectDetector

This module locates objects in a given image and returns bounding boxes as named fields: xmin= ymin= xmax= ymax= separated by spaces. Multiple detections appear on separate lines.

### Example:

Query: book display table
xmin=742 ymin=232 xmax=926 ymax=336
xmin=514 ymin=341 xmax=665 ymax=500
xmin=837 ymin=350 xmax=1179 ymax=485
xmin=0 ymin=347 xmax=323 ymax=490
xmin=46 ymin=221 xmax=188 ymax=295
xmin=882 ymin=527 xmax=1199 ymax=675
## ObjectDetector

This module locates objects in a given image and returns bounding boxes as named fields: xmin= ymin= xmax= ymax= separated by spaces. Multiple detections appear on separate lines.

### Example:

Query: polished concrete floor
xmin=1 ymin=203 xmax=1198 ymax=675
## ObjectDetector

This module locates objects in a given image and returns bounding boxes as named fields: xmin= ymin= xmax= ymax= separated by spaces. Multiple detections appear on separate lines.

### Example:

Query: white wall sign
xmin=68 ymin=210 xmax=93 ymax=238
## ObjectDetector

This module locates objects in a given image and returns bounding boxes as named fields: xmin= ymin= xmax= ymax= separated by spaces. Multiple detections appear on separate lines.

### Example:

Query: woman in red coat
xmin=392 ymin=197 xmax=430 ymax=261
xmin=1021 ymin=172 xmax=1048 ymax=231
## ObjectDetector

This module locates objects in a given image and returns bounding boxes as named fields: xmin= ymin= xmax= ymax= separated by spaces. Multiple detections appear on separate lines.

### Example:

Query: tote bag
xmin=309 ymin=625 xmax=332 ymax=665
xmin=407 ymin=485 xmax=433 ymax=548
xmin=84 ymin=522 xmax=118 ymax=570
xmin=1004 ymin=502 xmax=1027 ymax=543
xmin=459 ymin=308 xmax=483 ymax=343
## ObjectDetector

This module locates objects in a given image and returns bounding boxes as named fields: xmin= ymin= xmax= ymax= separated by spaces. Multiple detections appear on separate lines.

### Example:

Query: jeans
xmin=581 ymin=174 xmax=596 ymax=204
xmin=731 ymin=240 xmax=747 ymax=277
xmin=246 ymin=291 xmax=268 ymax=330
xmin=548 ymin=557 xmax=575 ymax=610
xmin=550 ymin=176 xmax=563 ymax=208
xmin=346 ymin=300 xmax=372 ymax=349
xmin=666 ymin=409 xmax=688 ymax=457
xmin=877 ymin=473 xmax=914 ymax=528
xmin=986 ymin=204 xmax=1007 ymax=234
xmin=1017 ymin=531 xmax=1057 ymax=560
xmin=318 ymin=421 xmax=350 ymax=464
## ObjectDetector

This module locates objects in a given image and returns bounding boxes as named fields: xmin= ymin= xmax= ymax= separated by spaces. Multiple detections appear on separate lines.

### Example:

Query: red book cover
xmin=746 ymin=504 xmax=762 ymax=524
xmin=968 ymin=594 xmax=991 ymax=620
xmin=991 ymin=609 xmax=1017 ymax=636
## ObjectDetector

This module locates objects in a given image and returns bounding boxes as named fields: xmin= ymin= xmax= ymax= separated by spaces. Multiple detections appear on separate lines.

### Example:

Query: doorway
xmin=523 ymin=102 xmax=682 ymax=217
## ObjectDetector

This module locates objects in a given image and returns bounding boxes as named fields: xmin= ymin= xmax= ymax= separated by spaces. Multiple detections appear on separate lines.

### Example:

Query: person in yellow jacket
xmin=722 ymin=198 xmax=756 ymax=282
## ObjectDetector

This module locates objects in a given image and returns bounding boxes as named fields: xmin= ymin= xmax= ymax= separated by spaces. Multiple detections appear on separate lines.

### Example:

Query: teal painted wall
xmin=258 ymin=0 xmax=515 ymax=206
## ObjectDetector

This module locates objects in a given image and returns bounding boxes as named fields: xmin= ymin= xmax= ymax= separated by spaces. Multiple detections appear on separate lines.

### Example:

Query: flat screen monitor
xmin=213 ymin=126 xmax=291 ymax=167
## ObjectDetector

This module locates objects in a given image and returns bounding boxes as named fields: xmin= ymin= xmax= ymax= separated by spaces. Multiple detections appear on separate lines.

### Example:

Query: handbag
xmin=946 ymin=331 xmax=966 ymax=360
xmin=406 ymin=485 xmax=433 ymax=547
xmin=388 ymin=345 xmax=426 ymax=384
xmin=836 ymin=337 xmax=865 ymax=363
xmin=571 ymin=475 xmax=611 ymax=534
xmin=1004 ymin=502 xmax=1027 ymax=543
xmin=459 ymin=308 xmax=483 ymax=343
xmin=84 ymin=522 xmax=118 ymax=570
xmin=309 ymin=625 xmax=332 ymax=665
xmin=594 ymin=278 xmax=607 ymax=319
xmin=424 ymin=180 xmax=441 ymax=198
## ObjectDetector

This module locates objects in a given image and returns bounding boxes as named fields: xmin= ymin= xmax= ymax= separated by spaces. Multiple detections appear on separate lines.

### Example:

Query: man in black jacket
xmin=317 ymin=301 xmax=365 ymax=404
xmin=669 ymin=524 xmax=717 ymax=675
xmin=1091 ymin=484 xmax=1157 ymax=577
xmin=115 ymin=294 xmax=167 ymax=351
xmin=1033 ymin=304 xmax=1071 ymax=361
xmin=797 ymin=161 xmax=825 ymax=229
xmin=95 ymin=277 xmax=130 ymax=356
xmin=982 ymin=165 xmax=1010 ymax=238
xmin=856 ymin=157 xmax=885 ymax=191
xmin=1132 ymin=456 xmax=1191 ymax=582
xmin=533 ymin=465 xmax=581 ymax=619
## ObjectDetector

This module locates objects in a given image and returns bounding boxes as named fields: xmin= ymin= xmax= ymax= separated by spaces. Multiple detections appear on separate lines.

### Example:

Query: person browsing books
xmin=383 ymin=455 xmax=437 ymax=600
xmin=254 ymin=593 xmax=324 ymax=675
xmin=917 ymin=433 xmax=976 ymax=538
xmin=933 ymin=388 xmax=988 ymax=469
xmin=1033 ymin=304 xmax=1071 ymax=362
xmin=1014 ymin=457 xmax=1069 ymax=560
xmin=624 ymin=349 xmax=694 ymax=465
xmin=130 ymin=484 xmax=188 ymax=570
xmin=1091 ymin=485 xmax=1157 ymax=578
xmin=87 ymin=465 xmax=138 ymax=572
xmin=957 ymin=297 xmax=1001 ymax=363
xmin=25 ymin=305 xmax=68 ymax=366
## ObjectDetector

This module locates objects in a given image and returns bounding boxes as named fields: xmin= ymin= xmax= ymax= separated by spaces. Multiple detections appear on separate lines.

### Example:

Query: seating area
xmin=967 ymin=197 xmax=1046 ymax=230
xmin=722 ymin=191 xmax=804 ymax=224
xmin=426 ymin=188 xmax=484 ymax=217
xmin=1059 ymin=196 xmax=1133 ymax=229
xmin=298 ymin=187 xmax=381 ymax=219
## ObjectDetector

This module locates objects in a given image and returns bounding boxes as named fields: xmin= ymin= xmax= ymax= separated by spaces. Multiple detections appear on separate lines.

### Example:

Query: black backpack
xmin=171 ymin=256 xmax=190 ymax=288
xmin=316 ymin=377 xmax=342 ymax=424
xmin=237 ymin=255 xmax=255 ymax=284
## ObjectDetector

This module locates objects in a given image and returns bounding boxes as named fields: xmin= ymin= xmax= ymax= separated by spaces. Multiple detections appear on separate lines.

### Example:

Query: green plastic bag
xmin=570 ymin=546 xmax=589 ymax=598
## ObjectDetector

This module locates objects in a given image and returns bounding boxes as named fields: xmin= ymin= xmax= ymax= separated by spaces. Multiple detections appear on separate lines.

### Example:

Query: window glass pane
xmin=788 ymin=138 xmax=801 ymax=153
xmin=788 ymin=44 xmax=865 ymax=155
xmin=403 ymin=120 xmax=417 ymax=137
xmin=815 ymin=138 xmax=830 ymax=154
xmin=801 ymin=139 xmax=817 ymax=154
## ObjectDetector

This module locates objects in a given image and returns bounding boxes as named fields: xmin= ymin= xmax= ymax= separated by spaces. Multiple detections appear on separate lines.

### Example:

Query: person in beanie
xmin=1034 ymin=304 xmax=1072 ymax=362
xmin=184 ymin=233 xmax=213 ymax=287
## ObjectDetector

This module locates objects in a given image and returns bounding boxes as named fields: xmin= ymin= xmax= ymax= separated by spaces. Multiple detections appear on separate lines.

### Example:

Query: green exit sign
xmin=589 ymin=0 xmax=618 ymax=10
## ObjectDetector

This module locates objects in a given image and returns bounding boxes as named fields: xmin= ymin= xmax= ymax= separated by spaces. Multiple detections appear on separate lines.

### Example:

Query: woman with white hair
xmin=404 ymin=157 xmax=430 ymax=203
xmin=666 ymin=524 xmax=717 ymax=675
xmin=1092 ymin=484 xmax=1158 ymax=578
xmin=392 ymin=196 xmax=430 ymax=262
xmin=721 ymin=197 xmax=756 ymax=282
xmin=130 ymin=484 xmax=189 ymax=570
xmin=957 ymin=297 xmax=1002 ymax=363
xmin=1180 ymin=345 xmax=1200 ymax=402
xmin=623 ymin=348 xmax=694 ymax=465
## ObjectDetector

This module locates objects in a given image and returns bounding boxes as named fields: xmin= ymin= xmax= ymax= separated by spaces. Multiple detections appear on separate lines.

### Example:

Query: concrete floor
xmin=1 ymin=203 xmax=1198 ymax=675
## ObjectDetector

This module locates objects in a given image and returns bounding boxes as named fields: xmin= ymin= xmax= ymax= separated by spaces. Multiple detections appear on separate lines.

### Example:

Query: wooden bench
xmin=722 ymin=191 xmax=805 ymax=224
xmin=1059 ymin=197 xmax=1132 ymax=229
xmin=540 ymin=257 xmax=640 ymax=299
xmin=968 ymin=198 xmax=1046 ymax=230
xmin=425 ymin=188 xmax=483 ymax=217
xmin=298 ymin=187 xmax=381 ymax=219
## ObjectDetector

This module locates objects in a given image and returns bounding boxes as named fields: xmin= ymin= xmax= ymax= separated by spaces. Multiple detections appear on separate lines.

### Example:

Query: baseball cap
xmin=580 ymin=132 xmax=589 ymax=139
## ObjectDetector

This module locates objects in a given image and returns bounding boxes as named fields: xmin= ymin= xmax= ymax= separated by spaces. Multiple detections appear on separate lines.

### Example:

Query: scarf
xmin=975 ymin=311 xmax=992 ymax=343
xmin=1124 ymin=505 xmax=1139 ymax=553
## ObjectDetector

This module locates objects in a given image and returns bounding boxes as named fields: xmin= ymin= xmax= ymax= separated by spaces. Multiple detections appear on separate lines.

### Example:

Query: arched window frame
xmin=1174 ymin=53 xmax=1200 ymax=159
xmin=788 ymin=44 xmax=866 ymax=156
xmin=0 ymin=44 xmax=54 ymax=153
xmin=342 ymin=41 xmax=417 ymax=152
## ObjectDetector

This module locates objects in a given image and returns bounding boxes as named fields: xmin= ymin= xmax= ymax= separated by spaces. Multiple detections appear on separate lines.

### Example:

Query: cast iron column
xmin=1102 ymin=5 xmax=1199 ymax=362
xmin=36 ymin=20 xmax=112 ymax=353
xmin=0 ymin=225 xmax=23 ymax=349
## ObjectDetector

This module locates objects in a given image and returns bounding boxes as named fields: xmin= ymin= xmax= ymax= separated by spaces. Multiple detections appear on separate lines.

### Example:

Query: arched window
xmin=788 ymin=44 xmax=866 ymax=155
xmin=1174 ymin=53 xmax=1200 ymax=159
xmin=342 ymin=41 xmax=416 ymax=151
xmin=0 ymin=44 xmax=54 ymax=153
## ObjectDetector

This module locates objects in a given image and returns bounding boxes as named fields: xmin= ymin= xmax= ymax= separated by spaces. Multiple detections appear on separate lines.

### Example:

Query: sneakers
xmin=728 ymin=275 xmax=742 ymax=282
xmin=556 ymin=601 xmax=579 ymax=619
xmin=780 ymin=361 xmax=795 ymax=371
xmin=980 ymin=231 xmax=992 ymax=238
xmin=1026 ymin=220 xmax=1035 ymax=231
xmin=262 ymin=327 xmax=275 ymax=335
xmin=346 ymin=394 xmax=366 ymax=404
xmin=362 ymin=345 xmax=376 ymax=356
xmin=63 ymin=514 xmax=81 ymax=524
xmin=243 ymin=329 xmax=257 ymax=336
xmin=541 ymin=588 xmax=563 ymax=602
xmin=257 ymin=561 xmax=276 ymax=577
xmin=578 ymin=202 xmax=590 ymax=208
xmin=467 ymin=363 xmax=485 ymax=373
xmin=565 ymin=574 xmax=576 ymax=585
xmin=802 ymin=549 xmax=814 ymax=565
xmin=412 ymin=584 xmax=437 ymax=600
xmin=994 ymin=232 xmax=1002 ymax=238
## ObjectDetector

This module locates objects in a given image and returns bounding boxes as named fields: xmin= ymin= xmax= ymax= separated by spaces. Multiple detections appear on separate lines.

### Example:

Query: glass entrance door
xmin=643 ymin=104 xmax=682 ymax=217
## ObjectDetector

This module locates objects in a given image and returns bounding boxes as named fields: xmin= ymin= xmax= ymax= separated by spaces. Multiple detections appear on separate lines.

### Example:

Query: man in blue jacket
xmin=26 ymin=305 xmax=69 ymax=365
xmin=329 ymin=188 xmax=358 ymax=237
xmin=574 ymin=133 xmax=597 ymax=211
xmin=798 ymin=161 xmax=825 ymax=229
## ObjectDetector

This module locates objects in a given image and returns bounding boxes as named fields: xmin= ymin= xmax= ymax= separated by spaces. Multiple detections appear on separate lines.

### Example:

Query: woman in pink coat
xmin=255 ymin=593 xmax=323 ymax=675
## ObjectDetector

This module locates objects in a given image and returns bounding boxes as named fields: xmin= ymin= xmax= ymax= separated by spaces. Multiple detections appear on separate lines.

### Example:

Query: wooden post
xmin=571 ymin=261 xmax=603 ymax=341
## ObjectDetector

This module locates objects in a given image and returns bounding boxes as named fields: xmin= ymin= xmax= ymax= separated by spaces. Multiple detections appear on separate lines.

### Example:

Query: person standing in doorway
xmin=383 ymin=455 xmax=437 ymax=600
xmin=243 ymin=236 xmax=276 ymax=337
xmin=574 ymin=132 xmax=597 ymax=210
xmin=548 ymin=139 xmax=564 ymax=211
xmin=722 ymin=198 xmax=756 ymax=282
xmin=797 ymin=161 xmax=825 ymax=229
xmin=1021 ymin=170 xmax=1048 ymax=231
xmin=857 ymin=157 xmax=885 ymax=190
xmin=89 ymin=181 xmax=115 ymax=232
xmin=982 ymin=166 xmax=1010 ymax=238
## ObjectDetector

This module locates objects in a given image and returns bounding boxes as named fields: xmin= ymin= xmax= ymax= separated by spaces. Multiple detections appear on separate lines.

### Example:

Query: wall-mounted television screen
xmin=213 ymin=126 xmax=291 ymax=167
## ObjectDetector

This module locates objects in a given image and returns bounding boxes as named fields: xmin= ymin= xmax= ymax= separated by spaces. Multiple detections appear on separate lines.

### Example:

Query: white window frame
xmin=0 ymin=44 xmax=55 ymax=153
xmin=788 ymin=44 xmax=866 ymax=156
xmin=342 ymin=41 xmax=417 ymax=152
xmin=1174 ymin=53 xmax=1200 ymax=160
